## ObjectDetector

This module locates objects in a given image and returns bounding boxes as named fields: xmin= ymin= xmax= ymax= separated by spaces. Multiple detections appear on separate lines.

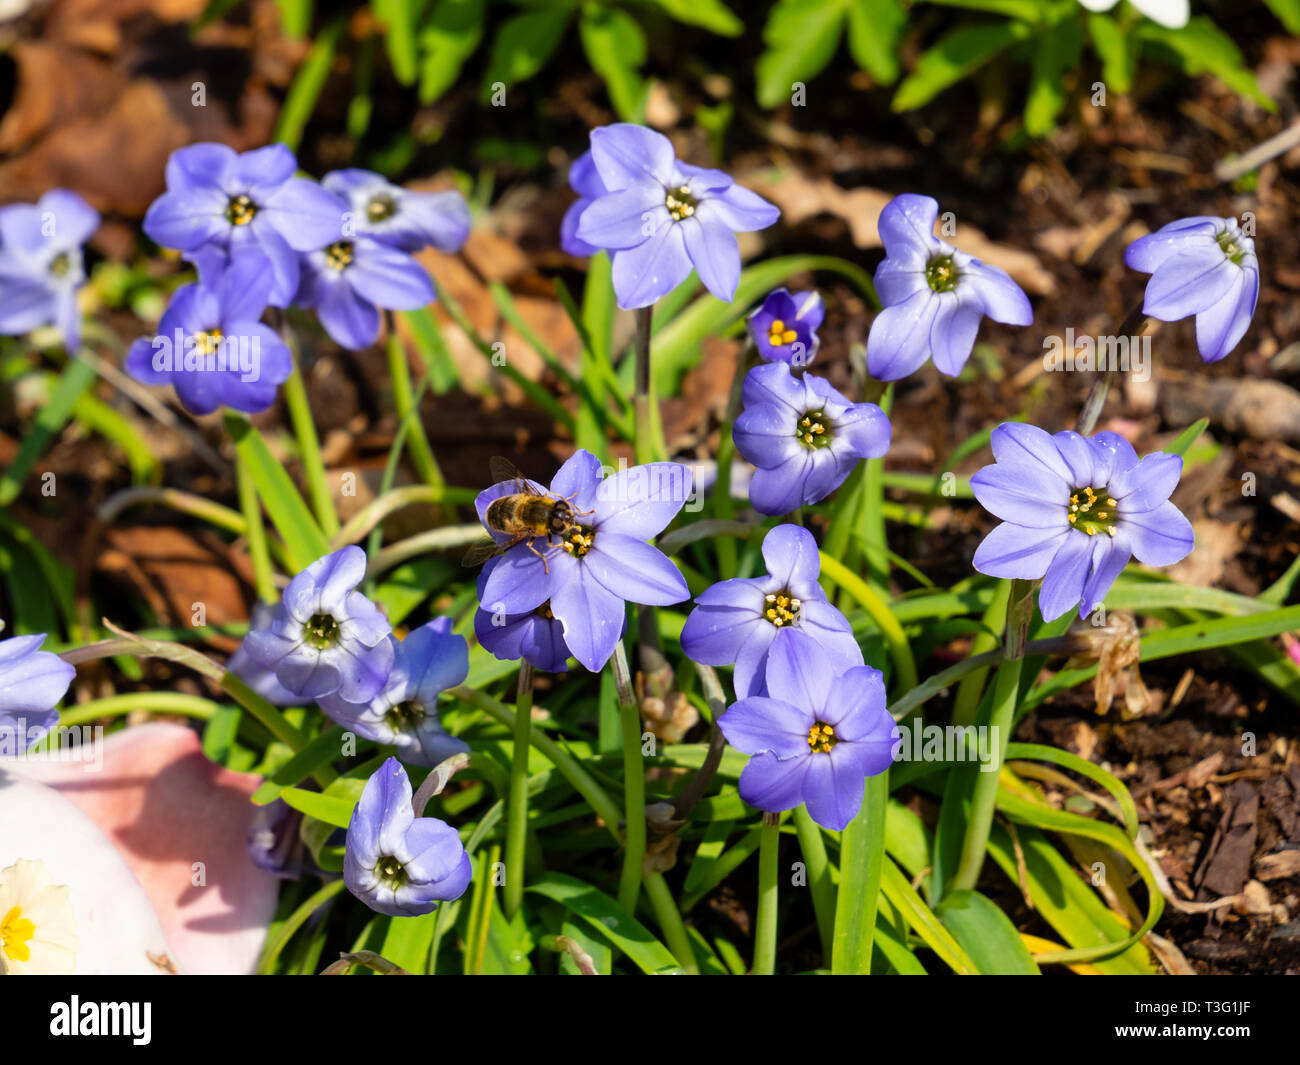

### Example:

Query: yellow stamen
xmin=1 ymin=905 xmax=35 ymax=963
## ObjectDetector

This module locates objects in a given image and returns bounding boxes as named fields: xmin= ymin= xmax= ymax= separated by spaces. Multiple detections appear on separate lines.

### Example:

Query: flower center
xmin=1216 ymin=229 xmax=1246 ymax=265
xmin=305 ymin=612 xmax=341 ymax=649
xmin=806 ymin=722 xmax=836 ymax=754
xmin=376 ymin=855 xmax=406 ymax=886
xmin=767 ymin=318 xmax=798 ymax=348
xmin=325 ymin=241 xmax=355 ymax=271
xmin=763 ymin=589 xmax=801 ymax=628
xmin=926 ymin=255 xmax=958 ymax=293
xmin=193 ymin=328 xmax=224 ymax=356
xmin=225 ymin=195 xmax=257 ymax=226
xmin=534 ymin=602 xmax=555 ymax=619
xmin=386 ymin=699 xmax=425 ymax=731
xmin=561 ymin=526 xmax=595 ymax=559
xmin=665 ymin=185 xmax=697 ymax=222
xmin=49 ymin=252 xmax=71 ymax=279
xmin=1 ymin=905 xmax=35 ymax=963
xmin=1068 ymin=486 xmax=1118 ymax=537
xmin=796 ymin=409 xmax=833 ymax=448
xmin=366 ymin=194 xmax=398 ymax=223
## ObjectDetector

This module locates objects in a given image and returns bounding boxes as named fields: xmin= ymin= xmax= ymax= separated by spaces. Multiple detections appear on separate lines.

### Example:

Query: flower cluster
xmin=565 ymin=124 xmax=779 ymax=308
xmin=130 ymin=143 xmax=469 ymax=415
xmin=0 ymin=189 xmax=100 ymax=353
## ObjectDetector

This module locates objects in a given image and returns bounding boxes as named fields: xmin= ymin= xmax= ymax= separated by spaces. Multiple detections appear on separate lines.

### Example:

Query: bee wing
xmin=489 ymin=455 xmax=543 ymax=496
xmin=462 ymin=537 xmax=507 ymax=568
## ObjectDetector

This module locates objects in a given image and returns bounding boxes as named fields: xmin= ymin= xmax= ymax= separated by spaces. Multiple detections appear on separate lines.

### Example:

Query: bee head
xmin=550 ymin=500 xmax=574 ymax=533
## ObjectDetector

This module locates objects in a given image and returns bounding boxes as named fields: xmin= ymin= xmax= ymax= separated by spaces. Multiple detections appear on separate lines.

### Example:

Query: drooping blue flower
xmin=344 ymin=757 xmax=472 ymax=917
xmin=573 ymin=123 xmax=780 ymax=308
xmin=243 ymin=546 xmax=395 ymax=703
xmin=294 ymin=234 xmax=434 ymax=350
xmin=746 ymin=288 xmax=823 ymax=367
xmin=474 ymin=450 xmax=691 ymax=672
xmin=866 ymin=193 xmax=1033 ymax=381
xmin=319 ymin=619 xmax=470 ymax=768
xmin=124 ymin=254 xmax=291 ymax=416
xmin=733 ymin=363 xmax=891 ymax=515
xmin=0 ymin=634 xmax=76 ymax=753
xmin=143 ymin=142 xmax=345 ymax=307
xmin=680 ymin=525 xmax=862 ymax=698
xmin=321 ymin=169 xmax=471 ymax=253
xmin=1125 ymin=216 xmax=1259 ymax=364
xmin=559 ymin=150 xmax=609 ymax=258
xmin=970 ymin=423 xmax=1195 ymax=620
xmin=474 ymin=557 xmax=579 ymax=674
xmin=718 ymin=628 xmax=896 ymax=832
xmin=0 ymin=189 xmax=100 ymax=353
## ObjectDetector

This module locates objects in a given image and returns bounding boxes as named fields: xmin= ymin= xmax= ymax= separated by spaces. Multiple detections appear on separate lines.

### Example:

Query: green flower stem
xmin=633 ymin=305 xmax=667 ymax=464
xmin=950 ymin=578 xmax=1035 ymax=893
xmin=612 ymin=640 xmax=646 ymax=914
xmin=712 ymin=342 xmax=753 ymax=577
xmin=275 ymin=316 xmax=338 ymax=537
xmin=753 ymin=813 xmax=781 ymax=975
xmin=448 ymin=684 xmax=623 ymax=844
xmin=236 ymin=449 xmax=277 ymax=604
xmin=831 ymin=770 xmax=888 ymax=974
xmin=952 ymin=579 xmax=1010 ymax=727
xmin=818 ymin=551 xmax=918 ymax=692
xmin=504 ymin=662 xmax=534 ymax=919
xmin=793 ymin=805 xmax=834 ymax=962
xmin=643 ymin=871 xmax=698 ymax=974
xmin=385 ymin=316 xmax=445 ymax=492
xmin=59 ymin=692 xmax=223 ymax=727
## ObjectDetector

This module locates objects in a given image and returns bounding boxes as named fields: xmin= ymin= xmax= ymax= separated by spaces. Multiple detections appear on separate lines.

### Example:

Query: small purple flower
xmin=322 ymin=169 xmax=471 ymax=253
xmin=320 ymin=619 xmax=470 ymax=768
xmin=243 ymin=546 xmax=395 ymax=703
xmin=681 ymin=525 xmax=862 ymax=698
xmin=0 ymin=189 xmax=100 ymax=353
xmin=0 ymin=634 xmax=76 ymax=753
xmin=733 ymin=363 xmax=891 ymax=516
xmin=124 ymin=255 xmax=291 ymax=416
xmin=718 ymin=628 xmax=896 ymax=831
xmin=971 ymin=423 xmax=1195 ymax=620
xmin=573 ymin=123 xmax=779 ymax=308
xmin=475 ymin=450 xmax=691 ymax=672
xmin=344 ymin=757 xmax=472 ymax=917
xmin=746 ymin=288 xmax=823 ymax=367
xmin=1125 ymin=216 xmax=1259 ymax=363
xmin=144 ymin=142 xmax=345 ymax=307
xmin=559 ymin=150 xmax=609 ymax=258
xmin=866 ymin=194 xmax=1033 ymax=381
xmin=474 ymin=557 xmax=579 ymax=674
xmin=295 ymin=234 xmax=434 ymax=350
xmin=247 ymin=800 xmax=308 ymax=879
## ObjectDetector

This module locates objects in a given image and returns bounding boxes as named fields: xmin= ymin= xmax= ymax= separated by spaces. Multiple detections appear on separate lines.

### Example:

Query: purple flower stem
xmin=753 ymin=811 xmax=780 ymax=975
xmin=271 ymin=310 xmax=339 ymax=537
xmin=612 ymin=640 xmax=646 ymax=913
xmin=1075 ymin=303 xmax=1153 ymax=436
xmin=504 ymin=661 xmax=534 ymax=918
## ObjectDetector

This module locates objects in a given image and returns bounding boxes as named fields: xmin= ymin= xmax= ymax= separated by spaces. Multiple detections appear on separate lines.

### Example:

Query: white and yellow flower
xmin=1077 ymin=0 xmax=1189 ymax=29
xmin=0 ymin=858 xmax=78 ymax=974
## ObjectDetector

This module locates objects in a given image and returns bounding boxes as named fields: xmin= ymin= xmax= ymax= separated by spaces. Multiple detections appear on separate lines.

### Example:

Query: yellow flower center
xmin=763 ymin=589 xmax=801 ymax=628
xmin=1067 ymin=485 xmax=1119 ymax=537
xmin=795 ymin=409 xmax=832 ymax=449
xmin=326 ymin=241 xmax=355 ymax=271
xmin=193 ymin=328 xmax=224 ymax=356
xmin=225 ymin=195 xmax=257 ymax=226
xmin=806 ymin=722 xmax=836 ymax=754
xmin=1 ymin=905 xmax=35 ymax=963
xmin=366 ymin=194 xmax=398 ymax=223
xmin=561 ymin=527 xmax=595 ymax=559
xmin=767 ymin=319 xmax=798 ymax=348
xmin=664 ymin=186 xmax=697 ymax=222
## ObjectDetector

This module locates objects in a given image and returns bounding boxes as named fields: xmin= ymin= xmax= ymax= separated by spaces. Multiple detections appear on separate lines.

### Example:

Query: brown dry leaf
xmin=1255 ymin=851 xmax=1300 ymax=881
xmin=98 ymin=526 xmax=249 ymax=645
xmin=743 ymin=171 xmax=1055 ymax=295
xmin=1166 ymin=519 xmax=1240 ymax=588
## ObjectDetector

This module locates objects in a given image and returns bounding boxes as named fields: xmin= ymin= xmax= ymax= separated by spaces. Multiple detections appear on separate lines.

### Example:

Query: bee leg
xmin=528 ymin=538 xmax=551 ymax=576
